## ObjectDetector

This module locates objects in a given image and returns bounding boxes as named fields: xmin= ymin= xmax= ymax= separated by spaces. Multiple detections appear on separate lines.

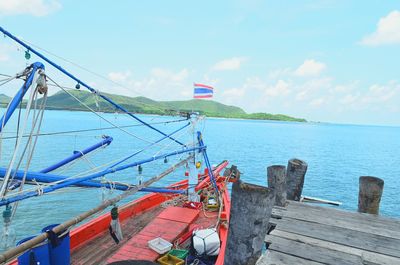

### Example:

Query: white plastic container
xmin=148 ymin=237 xmax=172 ymax=254
xmin=193 ymin=228 xmax=220 ymax=256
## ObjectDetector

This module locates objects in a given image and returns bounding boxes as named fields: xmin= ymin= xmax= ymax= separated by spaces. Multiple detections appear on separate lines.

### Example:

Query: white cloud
xmin=296 ymin=77 xmax=332 ymax=101
xmin=105 ymin=67 xmax=191 ymax=101
xmin=151 ymin=68 xmax=188 ymax=82
xmin=267 ymin=68 xmax=292 ymax=79
xmin=222 ymin=88 xmax=245 ymax=97
xmin=212 ymin=57 xmax=246 ymax=71
xmin=108 ymin=71 xmax=132 ymax=83
xmin=0 ymin=44 xmax=12 ymax=62
xmin=0 ymin=0 xmax=61 ymax=17
xmin=361 ymin=10 xmax=400 ymax=46
xmin=340 ymin=94 xmax=359 ymax=105
xmin=294 ymin=59 xmax=326 ymax=77
xmin=265 ymin=80 xmax=290 ymax=97
xmin=309 ymin=97 xmax=325 ymax=107
xmin=361 ymin=83 xmax=399 ymax=104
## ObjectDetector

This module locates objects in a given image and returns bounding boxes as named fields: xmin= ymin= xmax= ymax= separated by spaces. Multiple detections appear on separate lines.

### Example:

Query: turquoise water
xmin=1 ymin=109 xmax=400 ymax=250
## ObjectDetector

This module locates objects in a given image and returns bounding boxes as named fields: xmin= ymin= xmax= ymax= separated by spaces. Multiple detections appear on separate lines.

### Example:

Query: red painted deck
xmin=9 ymin=164 xmax=232 ymax=265
xmin=107 ymin=207 xmax=200 ymax=263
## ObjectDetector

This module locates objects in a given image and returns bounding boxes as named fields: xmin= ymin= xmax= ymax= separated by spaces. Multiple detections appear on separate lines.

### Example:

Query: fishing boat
xmin=0 ymin=27 xmax=238 ymax=265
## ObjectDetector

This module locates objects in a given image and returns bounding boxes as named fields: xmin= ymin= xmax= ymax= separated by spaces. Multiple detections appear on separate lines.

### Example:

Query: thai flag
xmin=193 ymin=83 xmax=213 ymax=99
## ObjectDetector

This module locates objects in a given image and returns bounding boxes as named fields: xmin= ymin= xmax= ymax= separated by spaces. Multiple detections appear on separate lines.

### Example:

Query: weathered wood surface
xmin=358 ymin=176 xmax=384 ymax=214
xmin=258 ymin=201 xmax=400 ymax=265
xmin=257 ymin=250 xmax=324 ymax=265
xmin=267 ymin=165 xmax=287 ymax=207
xmin=285 ymin=158 xmax=307 ymax=201
xmin=71 ymin=206 xmax=163 ymax=265
xmin=225 ymin=180 xmax=275 ymax=265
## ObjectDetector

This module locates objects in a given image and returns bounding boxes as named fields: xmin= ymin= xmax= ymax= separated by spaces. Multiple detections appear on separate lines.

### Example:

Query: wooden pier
xmin=257 ymin=200 xmax=400 ymax=265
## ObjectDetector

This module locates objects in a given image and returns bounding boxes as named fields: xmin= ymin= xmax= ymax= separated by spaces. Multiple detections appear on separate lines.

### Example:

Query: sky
xmin=0 ymin=0 xmax=399 ymax=125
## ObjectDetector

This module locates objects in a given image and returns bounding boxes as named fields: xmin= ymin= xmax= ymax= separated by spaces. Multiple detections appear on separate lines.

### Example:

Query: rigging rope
xmin=0 ymin=118 xmax=188 ymax=140
xmin=46 ymin=75 xmax=156 ymax=145
xmin=0 ymin=28 xmax=186 ymax=145
xmin=11 ymin=90 xmax=48 ymax=218
xmin=0 ymin=68 xmax=40 ymax=199
xmin=15 ymin=38 xmax=171 ymax=115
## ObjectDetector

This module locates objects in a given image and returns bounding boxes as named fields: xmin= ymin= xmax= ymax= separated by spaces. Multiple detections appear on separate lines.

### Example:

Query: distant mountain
xmin=0 ymin=94 xmax=12 ymax=104
xmin=1 ymin=91 xmax=306 ymax=122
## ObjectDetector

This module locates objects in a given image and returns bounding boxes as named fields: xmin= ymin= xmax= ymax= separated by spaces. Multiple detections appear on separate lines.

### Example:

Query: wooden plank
xmin=265 ymin=235 xmax=363 ymax=265
xmin=271 ymin=207 xmax=286 ymax=218
xmin=286 ymin=202 xmax=400 ymax=233
xmin=273 ymin=217 xmax=400 ymax=258
xmin=287 ymin=201 xmax=400 ymax=227
xmin=270 ymin=229 xmax=400 ymax=265
xmin=71 ymin=206 xmax=163 ymax=265
xmin=276 ymin=203 xmax=400 ymax=239
xmin=256 ymin=250 xmax=324 ymax=265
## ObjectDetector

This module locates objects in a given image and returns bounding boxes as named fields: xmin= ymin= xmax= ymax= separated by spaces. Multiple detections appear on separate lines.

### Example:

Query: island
xmin=0 ymin=90 xmax=306 ymax=122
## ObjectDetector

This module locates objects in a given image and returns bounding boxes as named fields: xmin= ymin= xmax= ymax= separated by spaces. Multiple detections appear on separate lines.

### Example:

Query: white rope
xmin=150 ymin=116 xmax=199 ymax=158
xmin=54 ymin=147 xmax=103 ymax=174
xmin=11 ymin=88 xmax=48 ymax=218
xmin=0 ymin=76 xmax=21 ymax=162
xmin=46 ymin=75 xmax=157 ymax=145
xmin=0 ymin=69 xmax=39 ymax=198
xmin=2 ymin=153 xmax=135 ymax=198
xmin=18 ymin=37 xmax=171 ymax=115
xmin=2 ymin=109 xmax=197 ymax=200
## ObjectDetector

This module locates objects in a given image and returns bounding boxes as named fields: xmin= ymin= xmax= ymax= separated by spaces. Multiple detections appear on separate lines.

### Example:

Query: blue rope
xmin=0 ymin=26 xmax=185 ymax=146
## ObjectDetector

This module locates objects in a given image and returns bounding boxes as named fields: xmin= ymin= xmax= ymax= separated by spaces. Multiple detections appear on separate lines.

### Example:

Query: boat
xmin=0 ymin=26 xmax=238 ymax=265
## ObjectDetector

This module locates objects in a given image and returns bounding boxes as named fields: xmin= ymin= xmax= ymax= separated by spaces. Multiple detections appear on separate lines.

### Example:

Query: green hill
xmin=1 ymin=91 xmax=306 ymax=122
xmin=0 ymin=94 xmax=12 ymax=104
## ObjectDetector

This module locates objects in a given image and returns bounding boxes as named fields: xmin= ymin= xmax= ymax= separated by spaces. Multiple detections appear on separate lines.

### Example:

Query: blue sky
xmin=0 ymin=1 xmax=399 ymax=125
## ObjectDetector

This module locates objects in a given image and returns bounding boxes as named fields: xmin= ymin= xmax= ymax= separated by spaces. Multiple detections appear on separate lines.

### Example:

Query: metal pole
xmin=0 ymin=63 xmax=44 ymax=132
xmin=0 ymin=26 xmax=184 ymax=146
xmin=39 ymin=136 xmax=113 ymax=173
xmin=0 ymin=146 xmax=204 ymax=206
xmin=0 ymin=156 xmax=192 ymax=264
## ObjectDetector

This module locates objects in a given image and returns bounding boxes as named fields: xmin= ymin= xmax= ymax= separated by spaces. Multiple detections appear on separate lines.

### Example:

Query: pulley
xmin=2 ymin=205 xmax=12 ymax=224
xmin=75 ymin=83 xmax=81 ymax=89
xmin=24 ymin=50 xmax=31 ymax=60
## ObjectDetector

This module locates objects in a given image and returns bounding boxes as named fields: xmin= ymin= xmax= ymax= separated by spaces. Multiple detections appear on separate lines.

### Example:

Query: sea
xmin=0 ymin=109 xmax=399 ymax=251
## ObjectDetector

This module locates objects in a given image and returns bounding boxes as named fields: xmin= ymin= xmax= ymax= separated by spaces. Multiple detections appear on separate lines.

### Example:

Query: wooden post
xmin=358 ymin=176 xmax=384 ymax=214
xmin=267 ymin=165 xmax=287 ymax=207
xmin=224 ymin=180 xmax=275 ymax=265
xmin=286 ymin=158 xmax=308 ymax=201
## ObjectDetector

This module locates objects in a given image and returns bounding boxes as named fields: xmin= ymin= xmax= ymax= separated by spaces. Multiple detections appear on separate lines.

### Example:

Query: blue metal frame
xmin=110 ymin=122 xmax=190 ymax=168
xmin=0 ymin=146 xmax=203 ymax=206
xmin=0 ymin=62 xmax=44 ymax=132
xmin=197 ymin=131 xmax=218 ymax=193
xmin=39 ymin=136 xmax=113 ymax=173
xmin=1 ymin=168 xmax=185 ymax=194
xmin=0 ymin=27 xmax=185 ymax=146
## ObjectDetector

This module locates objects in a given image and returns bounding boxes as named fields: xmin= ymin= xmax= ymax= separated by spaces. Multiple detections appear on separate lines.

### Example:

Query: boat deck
xmin=71 ymin=206 xmax=164 ymax=265
xmin=71 ymin=204 xmax=219 ymax=264
xmin=257 ymin=201 xmax=400 ymax=265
